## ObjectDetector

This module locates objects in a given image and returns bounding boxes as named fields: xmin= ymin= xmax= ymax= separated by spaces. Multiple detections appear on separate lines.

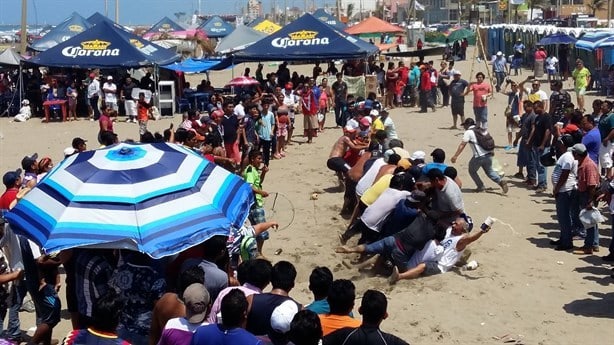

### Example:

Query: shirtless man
xmin=327 ymin=130 xmax=369 ymax=184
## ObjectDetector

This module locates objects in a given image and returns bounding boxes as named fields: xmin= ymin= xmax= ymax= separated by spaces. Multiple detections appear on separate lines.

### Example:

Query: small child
xmin=13 ymin=99 xmax=31 ymax=122
xmin=137 ymin=92 xmax=152 ymax=138
xmin=275 ymin=112 xmax=289 ymax=159
xmin=227 ymin=220 xmax=279 ymax=269
xmin=318 ymin=85 xmax=328 ymax=131
xmin=242 ymin=150 xmax=270 ymax=256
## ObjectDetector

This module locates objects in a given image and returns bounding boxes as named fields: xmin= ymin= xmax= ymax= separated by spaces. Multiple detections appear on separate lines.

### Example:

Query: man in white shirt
xmin=520 ymin=78 xmax=549 ymax=113
xmin=451 ymin=118 xmax=508 ymax=194
xmin=545 ymin=54 xmax=559 ymax=83
xmin=389 ymin=214 xmax=492 ymax=283
xmin=550 ymin=134 xmax=579 ymax=251
xmin=87 ymin=73 xmax=102 ymax=120
xmin=102 ymin=76 xmax=118 ymax=111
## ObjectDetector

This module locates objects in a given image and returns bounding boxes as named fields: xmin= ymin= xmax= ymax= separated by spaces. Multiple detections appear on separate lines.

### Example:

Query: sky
xmin=0 ymin=0 xmax=336 ymax=25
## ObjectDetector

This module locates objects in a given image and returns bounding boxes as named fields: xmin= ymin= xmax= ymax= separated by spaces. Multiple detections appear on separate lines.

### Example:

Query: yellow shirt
xmin=360 ymin=174 xmax=393 ymax=206
xmin=371 ymin=118 xmax=385 ymax=132
xmin=572 ymin=67 xmax=590 ymax=89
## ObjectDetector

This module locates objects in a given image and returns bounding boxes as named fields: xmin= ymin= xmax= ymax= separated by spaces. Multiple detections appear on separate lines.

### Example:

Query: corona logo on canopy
xmin=272 ymin=30 xmax=330 ymax=49
xmin=68 ymin=25 xmax=84 ymax=32
xmin=61 ymin=39 xmax=120 ymax=58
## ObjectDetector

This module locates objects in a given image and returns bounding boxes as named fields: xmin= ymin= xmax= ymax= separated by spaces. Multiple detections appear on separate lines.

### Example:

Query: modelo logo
xmin=272 ymin=30 xmax=329 ymax=48
xmin=61 ymin=39 xmax=119 ymax=58
xmin=68 ymin=25 xmax=84 ymax=32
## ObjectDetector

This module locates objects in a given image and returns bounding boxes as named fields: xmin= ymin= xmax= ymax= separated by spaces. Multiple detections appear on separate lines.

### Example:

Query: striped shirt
xmin=577 ymin=157 xmax=600 ymax=192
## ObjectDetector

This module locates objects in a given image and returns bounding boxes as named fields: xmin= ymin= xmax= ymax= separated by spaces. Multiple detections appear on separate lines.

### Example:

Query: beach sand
xmin=0 ymin=47 xmax=612 ymax=344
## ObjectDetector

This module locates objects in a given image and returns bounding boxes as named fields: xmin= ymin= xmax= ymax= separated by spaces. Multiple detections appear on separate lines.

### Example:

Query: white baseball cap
xmin=496 ymin=51 xmax=503 ymax=56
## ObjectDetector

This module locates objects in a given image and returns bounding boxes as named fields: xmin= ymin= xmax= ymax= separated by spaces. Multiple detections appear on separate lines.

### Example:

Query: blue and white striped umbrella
xmin=5 ymin=142 xmax=254 ymax=258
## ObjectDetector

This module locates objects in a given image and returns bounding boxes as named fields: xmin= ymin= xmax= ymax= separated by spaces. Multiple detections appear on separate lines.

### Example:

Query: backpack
xmin=471 ymin=128 xmax=495 ymax=151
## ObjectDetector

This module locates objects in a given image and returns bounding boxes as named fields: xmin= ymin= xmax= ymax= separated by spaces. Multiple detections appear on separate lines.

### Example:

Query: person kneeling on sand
xmin=389 ymin=215 xmax=494 ymax=284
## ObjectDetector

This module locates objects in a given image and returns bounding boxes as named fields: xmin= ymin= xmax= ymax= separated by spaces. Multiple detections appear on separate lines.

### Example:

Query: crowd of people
xmin=2 ymin=50 xmax=614 ymax=345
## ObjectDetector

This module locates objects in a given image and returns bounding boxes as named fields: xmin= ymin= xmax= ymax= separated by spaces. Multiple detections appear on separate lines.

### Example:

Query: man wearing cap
xmin=87 ymin=73 xmax=102 ymax=121
xmin=102 ymin=76 xmax=118 ymax=112
xmin=451 ymin=118 xmax=508 ymax=194
xmin=512 ymin=39 xmax=525 ymax=76
xmin=492 ymin=51 xmax=508 ymax=92
xmin=389 ymin=214 xmax=492 ymax=283
xmin=572 ymin=143 xmax=601 ymax=254
xmin=448 ymin=71 xmax=468 ymax=129
xmin=21 ymin=153 xmax=38 ymax=189
xmin=158 ymin=283 xmax=210 ymax=345
xmin=550 ymin=135 xmax=579 ymax=251
xmin=1 ymin=169 xmax=21 ymax=210
xmin=72 ymin=137 xmax=87 ymax=152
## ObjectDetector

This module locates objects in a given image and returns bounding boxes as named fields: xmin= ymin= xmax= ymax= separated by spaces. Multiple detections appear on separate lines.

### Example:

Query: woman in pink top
xmin=463 ymin=72 xmax=492 ymax=129
xmin=534 ymin=47 xmax=547 ymax=78
xmin=98 ymin=108 xmax=116 ymax=144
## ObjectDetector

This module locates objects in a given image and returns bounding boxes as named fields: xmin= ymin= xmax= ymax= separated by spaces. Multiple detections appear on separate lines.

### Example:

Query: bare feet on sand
xmin=389 ymin=266 xmax=400 ymax=285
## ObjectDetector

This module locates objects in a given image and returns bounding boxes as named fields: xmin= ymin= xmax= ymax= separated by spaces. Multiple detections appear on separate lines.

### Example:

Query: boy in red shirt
xmin=1 ymin=169 xmax=21 ymax=210
xmin=137 ymin=92 xmax=152 ymax=138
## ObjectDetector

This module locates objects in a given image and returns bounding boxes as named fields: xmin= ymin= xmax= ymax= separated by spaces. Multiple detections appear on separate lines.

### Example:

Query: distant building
xmin=340 ymin=0 xmax=377 ymax=18
xmin=247 ymin=0 xmax=262 ymax=21
xmin=384 ymin=0 xmax=459 ymax=25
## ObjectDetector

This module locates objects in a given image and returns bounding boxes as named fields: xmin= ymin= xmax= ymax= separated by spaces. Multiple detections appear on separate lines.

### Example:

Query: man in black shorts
xmin=448 ymin=71 xmax=469 ymax=129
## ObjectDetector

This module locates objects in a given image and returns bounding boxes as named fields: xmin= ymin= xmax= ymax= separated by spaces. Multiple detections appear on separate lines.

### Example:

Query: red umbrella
xmin=226 ymin=76 xmax=260 ymax=87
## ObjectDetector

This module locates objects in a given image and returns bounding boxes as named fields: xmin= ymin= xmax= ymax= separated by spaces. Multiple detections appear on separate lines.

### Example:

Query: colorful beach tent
xmin=235 ymin=13 xmax=378 ymax=62
xmin=145 ymin=16 xmax=185 ymax=36
xmin=215 ymin=25 xmax=267 ymax=54
xmin=576 ymin=31 xmax=614 ymax=51
xmin=251 ymin=20 xmax=282 ymax=34
xmin=198 ymin=16 xmax=234 ymax=38
xmin=345 ymin=16 xmax=403 ymax=36
xmin=0 ymin=48 xmax=22 ymax=66
xmin=30 ymin=12 xmax=92 ymax=51
xmin=30 ymin=21 xmax=179 ymax=68
xmin=312 ymin=8 xmax=346 ymax=31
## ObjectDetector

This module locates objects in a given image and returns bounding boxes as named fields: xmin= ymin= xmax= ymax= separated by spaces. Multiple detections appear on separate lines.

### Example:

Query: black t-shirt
xmin=222 ymin=114 xmax=240 ymax=144
xmin=449 ymin=79 xmax=469 ymax=104
xmin=394 ymin=213 xmax=438 ymax=255
xmin=531 ymin=113 xmax=552 ymax=147
xmin=323 ymin=326 xmax=410 ymax=345
xmin=332 ymin=81 xmax=348 ymax=101
xmin=122 ymin=83 xmax=136 ymax=100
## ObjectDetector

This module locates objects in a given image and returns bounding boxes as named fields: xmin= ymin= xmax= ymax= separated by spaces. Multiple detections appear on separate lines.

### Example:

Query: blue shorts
xmin=365 ymin=236 xmax=412 ymax=271
xmin=248 ymin=207 xmax=269 ymax=241
xmin=36 ymin=284 xmax=61 ymax=327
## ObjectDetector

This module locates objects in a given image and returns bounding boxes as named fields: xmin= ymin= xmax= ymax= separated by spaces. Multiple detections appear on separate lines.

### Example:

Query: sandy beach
xmin=0 ymin=47 xmax=612 ymax=344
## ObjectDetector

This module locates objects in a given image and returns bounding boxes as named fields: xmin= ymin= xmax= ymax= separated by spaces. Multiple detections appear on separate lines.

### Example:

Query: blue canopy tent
xmin=30 ymin=21 xmax=179 ymax=68
xmin=161 ymin=57 xmax=233 ymax=73
xmin=234 ymin=13 xmax=378 ymax=62
xmin=312 ymin=8 xmax=346 ymax=31
xmin=87 ymin=12 xmax=116 ymax=27
xmin=198 ymin=16 xmax=234 ymax=38
xmin=145 ymin=16 xmax=185 ymax=36
xmin=30 ymin=12 xmax=92 ymax=51
xmin=537 ymin=32 xmax=577 ymax=46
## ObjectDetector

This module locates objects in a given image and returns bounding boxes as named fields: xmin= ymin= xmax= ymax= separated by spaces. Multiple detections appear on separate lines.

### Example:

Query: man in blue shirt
xmin=305 ymin=267 xmax=333 ymax=315
xmin=192 ymin=289 xmax=262 ymax=345
xmin=581 ymin=114 xmax=600 ymax=165
xmin=492 ymin=51 xmax=508 ymax=92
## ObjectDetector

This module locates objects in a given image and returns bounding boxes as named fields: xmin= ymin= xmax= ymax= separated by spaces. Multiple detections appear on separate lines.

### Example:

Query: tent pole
xmin=19 ymin=64 xmax=23 ymax=105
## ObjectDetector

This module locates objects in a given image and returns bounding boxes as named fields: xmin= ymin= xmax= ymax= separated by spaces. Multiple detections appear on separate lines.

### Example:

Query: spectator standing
xmin=492 ymin=51 xmax=507 ymax=92
xmin=572 ymin=59 xmax=591 ymax=112
xmin=102 ymin=76 xmax=118 ymax=111
xmin=121 ymin=77 xmax=138 ymax=123
xmin=448 ymin=71 xmax=468 ymax=129
xmin=463 ymin=72 xmax=492 ymax=129
xmin=331 ymin=73 xmax=348 ymax=128
xmin=572 ymin=144 xmax=601 ymax=255
xmin=87 ymin=73 xmax=101 ymax=121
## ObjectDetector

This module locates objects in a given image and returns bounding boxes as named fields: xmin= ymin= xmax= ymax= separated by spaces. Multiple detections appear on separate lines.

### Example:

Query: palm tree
xmin=346 ymin=3 xmax=354 ymax=20
xmin=586 ymin=0 xmax=607 ymax=16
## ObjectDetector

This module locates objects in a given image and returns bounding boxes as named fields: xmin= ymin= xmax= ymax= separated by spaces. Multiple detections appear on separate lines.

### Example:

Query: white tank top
xmin=437 ymin=228 xmax=464 ymax=272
